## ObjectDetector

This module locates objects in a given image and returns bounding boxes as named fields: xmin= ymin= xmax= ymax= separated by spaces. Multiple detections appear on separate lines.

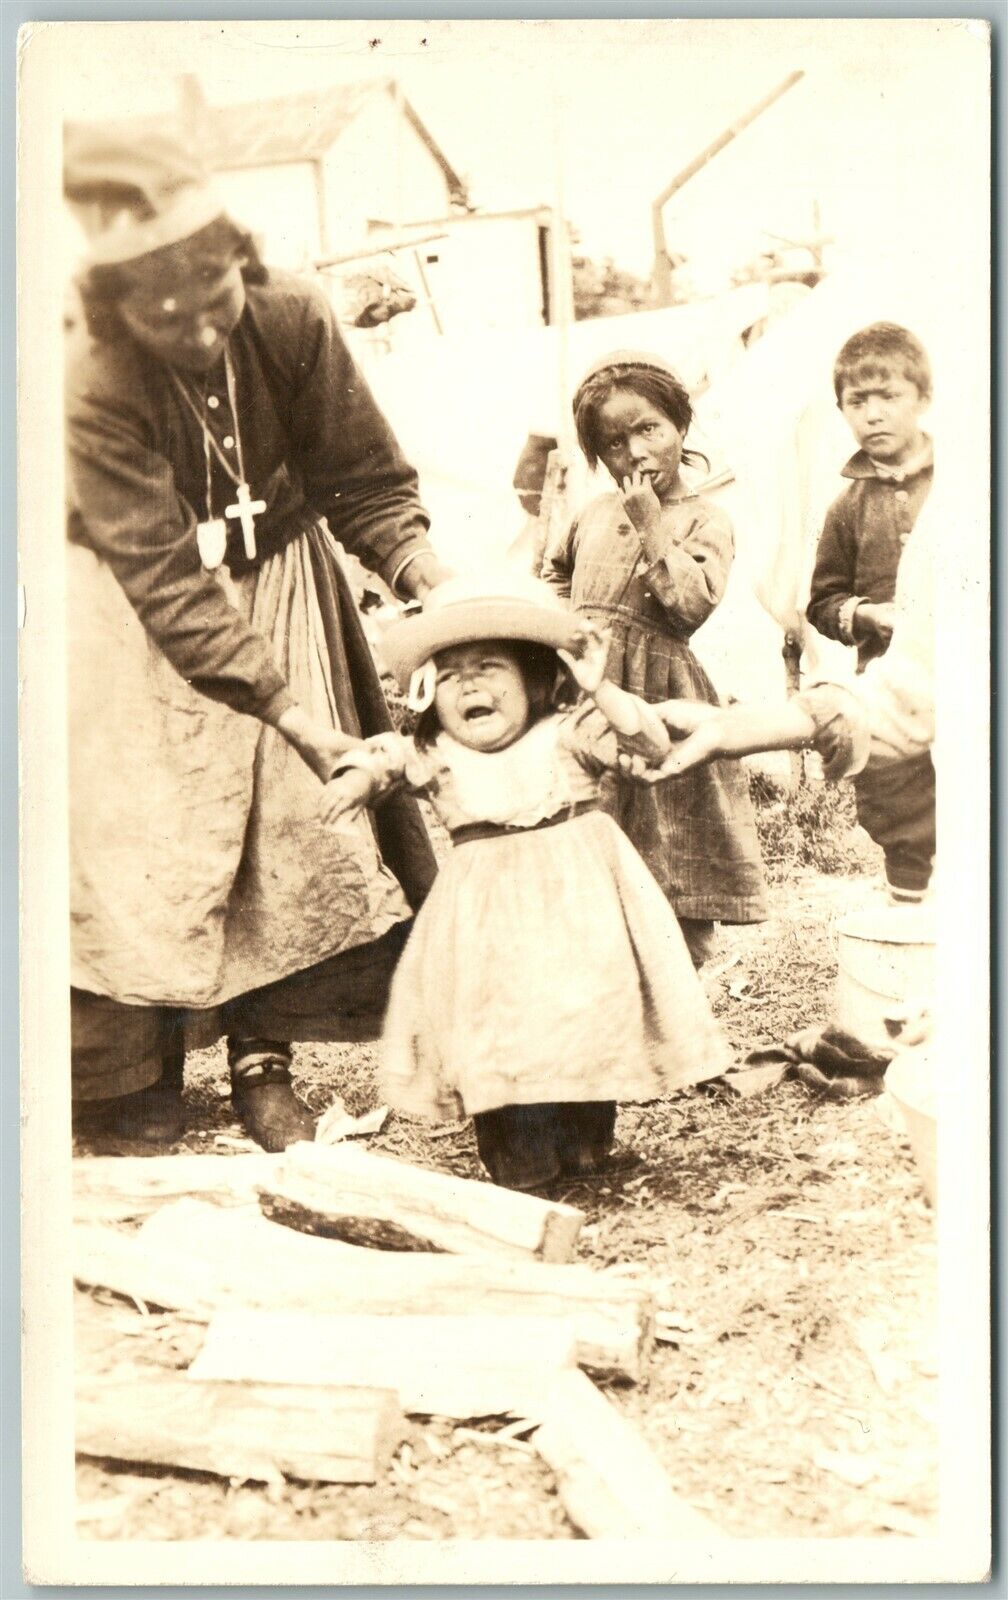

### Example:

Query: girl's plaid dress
xmin=543 ymin=487 xmax=768 ymax=925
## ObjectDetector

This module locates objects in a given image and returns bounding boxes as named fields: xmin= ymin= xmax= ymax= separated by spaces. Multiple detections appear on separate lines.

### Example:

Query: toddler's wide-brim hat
xmin=381 ymin=571 xmax=580 ymax=690
xmin=572 ymin=348 xmax=689 ymax=414
xmin=64 ymin=123 xmax=226 ymax=266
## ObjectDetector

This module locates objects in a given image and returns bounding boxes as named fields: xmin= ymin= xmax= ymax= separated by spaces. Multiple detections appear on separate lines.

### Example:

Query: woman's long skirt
xmin=69 ymin=522 xmax=436 ymax=1101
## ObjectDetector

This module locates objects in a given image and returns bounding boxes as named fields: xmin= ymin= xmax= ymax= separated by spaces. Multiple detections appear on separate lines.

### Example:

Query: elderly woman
xmin=64 ymin=125 xmax=450 ymax=1150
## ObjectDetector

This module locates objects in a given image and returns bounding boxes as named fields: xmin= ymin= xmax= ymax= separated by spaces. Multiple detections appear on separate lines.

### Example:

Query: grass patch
xmin=749 ymin=768 xmax=880 ymax=882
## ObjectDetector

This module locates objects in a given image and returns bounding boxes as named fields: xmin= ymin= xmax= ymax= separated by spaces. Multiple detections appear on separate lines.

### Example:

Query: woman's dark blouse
xmin=66 ymin=272 xmax=432 ymax=724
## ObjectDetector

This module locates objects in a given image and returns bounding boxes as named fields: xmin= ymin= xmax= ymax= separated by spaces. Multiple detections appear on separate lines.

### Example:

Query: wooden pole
xmin=315 ymin=231 xmax=448 ymax=271
xmin=782 ymin=627 xmax=805 ymax=789
xmin=652 ymin=71 xmax=805 ymax=305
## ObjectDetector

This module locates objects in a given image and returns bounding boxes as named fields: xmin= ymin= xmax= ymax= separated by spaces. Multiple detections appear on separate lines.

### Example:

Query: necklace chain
xmin=170 ymin=348 xmax=248 ymax=520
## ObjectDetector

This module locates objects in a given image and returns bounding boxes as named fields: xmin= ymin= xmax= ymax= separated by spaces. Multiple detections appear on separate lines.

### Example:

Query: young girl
xmin=321 ymin=572 xmax=733 ymax=1191
xmin=542 ymin=350 xmax=768 ymax=967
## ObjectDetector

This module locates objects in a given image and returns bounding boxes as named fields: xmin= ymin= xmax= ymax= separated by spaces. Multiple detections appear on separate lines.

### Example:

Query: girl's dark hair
xmin=414 ymin=638 xmax=579 ymax=751
xmin=573 ymin=365 xmax=709 ymax=474
xmin=76 ymin=216 xmax=268 ymax=343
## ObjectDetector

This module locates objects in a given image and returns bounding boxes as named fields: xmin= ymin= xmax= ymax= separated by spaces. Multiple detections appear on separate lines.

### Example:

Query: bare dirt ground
xmin=74 ymin=797 xmax=937 ymax=1544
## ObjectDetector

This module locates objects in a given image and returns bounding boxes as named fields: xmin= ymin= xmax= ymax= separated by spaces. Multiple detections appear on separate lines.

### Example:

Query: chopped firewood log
xmin=73 ymin=1154 xmax=280 ymax=1225
xmin=76 ymin=1374 xmax=404 ymax=1485
xmin=74 ymin=1201 xmax=652 ymax=1380
xmin=188 ymin=1310 xmax=578 ymax=1419
xmin=533 ymin=1370 xmax=719 ymax=1538
xmin=262 ymin=1141 xmax=585 ymax=1262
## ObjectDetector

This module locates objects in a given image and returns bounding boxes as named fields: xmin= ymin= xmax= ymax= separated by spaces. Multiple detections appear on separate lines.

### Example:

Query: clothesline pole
xmin=532 ymin=69 xmax=576 ymax=580
xmin=548 ymin=74 xmax=576 ymax=459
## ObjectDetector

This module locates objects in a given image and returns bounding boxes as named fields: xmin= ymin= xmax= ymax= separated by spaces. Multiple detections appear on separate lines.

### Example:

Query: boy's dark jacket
xmin=805 ymin=445 xmax=933 ymax=669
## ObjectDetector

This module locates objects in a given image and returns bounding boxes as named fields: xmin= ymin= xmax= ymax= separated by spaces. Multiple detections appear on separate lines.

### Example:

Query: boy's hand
xmin=558 ymin=621 xmax=610 ymax=694
xmin=319 ymin=767 xmax=375 ymax=827
xmin=853 ymin=601 xmax=896 ymax=642
xmin=619 ymin=471 xmax=662 ymax=538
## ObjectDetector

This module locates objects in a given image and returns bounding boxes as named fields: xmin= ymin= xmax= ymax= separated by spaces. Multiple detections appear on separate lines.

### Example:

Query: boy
xmin=617 ymin=469 xmax=935 ymax=821
xmin=804 ymin=322 xmax=935 ymax=900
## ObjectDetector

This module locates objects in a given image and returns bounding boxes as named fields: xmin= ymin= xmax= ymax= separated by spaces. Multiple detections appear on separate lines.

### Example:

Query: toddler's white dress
xmin=343 ymin=705 xmax=733 ymax=1120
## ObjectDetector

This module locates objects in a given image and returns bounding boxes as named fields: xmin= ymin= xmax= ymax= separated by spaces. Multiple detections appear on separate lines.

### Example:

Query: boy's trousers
xmin=853 ymin=752 xmax=936 ymax=895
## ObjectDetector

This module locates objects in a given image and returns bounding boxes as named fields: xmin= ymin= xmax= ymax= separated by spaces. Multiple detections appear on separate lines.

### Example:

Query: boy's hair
xmin=573 ymin=366 xmax=709 ymax=474
xmin=77 ymin=216 xmax=268 ymax=343
xmin=414 ymin=638 xmax=579 ymax=751
xmin=833 ymin=322 xmax=932 ymax=403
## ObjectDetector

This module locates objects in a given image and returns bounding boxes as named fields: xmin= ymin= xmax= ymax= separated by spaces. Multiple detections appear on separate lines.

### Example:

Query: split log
xmin=534 ymin=1370 xmax=719 ymax=1539
xmin=263 ymin=1141 xmax=585 ymax=1262
xmin=74 ymin=1201 xmax=652 ymax=1380
xmin=73 ymin=1154 xmax=280 ymax=1225
xmin=188 ymin=1310 xmax=578 ymax=1419
xmin=76 ymin=1374 xmax=404 ymax=1485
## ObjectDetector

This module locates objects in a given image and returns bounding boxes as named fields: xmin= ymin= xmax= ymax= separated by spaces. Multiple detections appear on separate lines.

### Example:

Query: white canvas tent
xmin=353 ymin=249 xmax=959 ymax=707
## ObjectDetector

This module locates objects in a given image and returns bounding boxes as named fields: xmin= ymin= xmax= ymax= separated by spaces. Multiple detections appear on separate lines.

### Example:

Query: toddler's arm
xmin=319 ymin=733 xmax=409 ymax=826
xmin=559 ymin=624 xmax=671 ymax=762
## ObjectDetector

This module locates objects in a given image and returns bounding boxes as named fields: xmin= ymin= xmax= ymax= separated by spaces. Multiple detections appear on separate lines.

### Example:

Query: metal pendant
xmin=196 ymin=517 xmax=228 ymax=571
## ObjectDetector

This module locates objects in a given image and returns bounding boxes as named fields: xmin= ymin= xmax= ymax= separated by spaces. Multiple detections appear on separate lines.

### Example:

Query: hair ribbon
xmin=406 ymin=659 xmax=437 ymax=713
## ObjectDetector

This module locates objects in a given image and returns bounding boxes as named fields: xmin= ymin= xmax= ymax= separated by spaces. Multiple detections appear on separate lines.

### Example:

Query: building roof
xmin=67 ymin=79 xmax=469 ymax=208
xmin=210 ymin=80 xmax=468 ymax=205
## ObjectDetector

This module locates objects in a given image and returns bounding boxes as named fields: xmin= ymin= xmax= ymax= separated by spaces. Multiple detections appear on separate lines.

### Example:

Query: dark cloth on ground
xmin=743 ymin=1023 xmax=894 ymax=1099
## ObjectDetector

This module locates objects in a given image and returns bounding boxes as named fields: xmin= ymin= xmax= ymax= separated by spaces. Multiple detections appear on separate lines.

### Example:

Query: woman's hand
xmin=398 ymin=552 xmax=456 ymax=604
xmin=557 ymin=621 xmax=610 ymax=694
xmin=319 ymin=767 xmax=375 ymax=827
xmin=619 ymin=471 xmax=662 ymax=538
xmin=275 ymin=706 xmax=363 ymax=782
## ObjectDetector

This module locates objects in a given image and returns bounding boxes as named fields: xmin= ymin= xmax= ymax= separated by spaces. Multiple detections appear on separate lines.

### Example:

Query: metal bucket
xmin=835 ymin=905 xmax=935 ymax=1048
xmin=885 ymin=1045 xmax=937 ymax=1207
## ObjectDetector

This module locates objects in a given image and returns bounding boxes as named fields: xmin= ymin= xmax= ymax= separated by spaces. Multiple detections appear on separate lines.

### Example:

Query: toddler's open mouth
xmin=463 ymin=705 xmax=494 ymax=721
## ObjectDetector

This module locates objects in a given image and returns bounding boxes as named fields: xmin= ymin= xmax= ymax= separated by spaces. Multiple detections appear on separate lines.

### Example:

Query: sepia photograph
xmin=17 ymin=15 xmax=991 ymax=1586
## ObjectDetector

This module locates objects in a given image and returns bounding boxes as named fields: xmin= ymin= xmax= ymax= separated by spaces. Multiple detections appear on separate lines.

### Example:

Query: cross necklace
xmin=171 ymin=348 xmax=266 ymax=567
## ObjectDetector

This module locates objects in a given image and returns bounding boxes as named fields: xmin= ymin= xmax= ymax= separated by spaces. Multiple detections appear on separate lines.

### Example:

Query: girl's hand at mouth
xmin=619 ymin=470 xmax=662 ymax=538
